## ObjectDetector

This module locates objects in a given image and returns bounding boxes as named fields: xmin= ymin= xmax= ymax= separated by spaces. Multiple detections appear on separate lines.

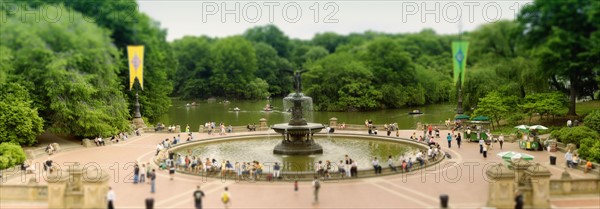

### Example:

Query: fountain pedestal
xmin=272 ymin=71 xmax=324 ymax=155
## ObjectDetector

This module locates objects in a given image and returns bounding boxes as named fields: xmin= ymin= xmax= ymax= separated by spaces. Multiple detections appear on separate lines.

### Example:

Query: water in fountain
xmin=282 ymin=93 xmax=314 ymax=122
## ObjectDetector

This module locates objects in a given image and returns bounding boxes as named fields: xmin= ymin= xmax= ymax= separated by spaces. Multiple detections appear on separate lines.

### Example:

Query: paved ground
xmin=2 ymin=129 xmax=599 ymax=209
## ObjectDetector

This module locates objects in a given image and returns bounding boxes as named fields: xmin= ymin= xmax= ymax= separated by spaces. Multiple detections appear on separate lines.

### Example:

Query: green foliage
xmin=521 ymin=93 xmax=568 ymax=121
xmin=0 ymin=6 xmax=130 ymax=138
xmin=584 ymin=110 xmax=600 ymax=133
xmin=304 ymin=53 xmax=381 ymax=111
xmin=0 ymin=143 xmax=27 ymax=170
xmin=0 ymin=83 xmax=44 ymax=145
xmin=518 ymin=0 xmax=600 ymax=115
xmin=244 ymin=25 xmax=291 ymax=57
xmin=210 ymin=36 xmax=259 ymax=98
xmin=551 ymin=126 xmax=599 ymax=146
xmin=473 ymin=91 xmax=509 ymax=129
xmin=577 ymin=138 xmax=600 ymax=163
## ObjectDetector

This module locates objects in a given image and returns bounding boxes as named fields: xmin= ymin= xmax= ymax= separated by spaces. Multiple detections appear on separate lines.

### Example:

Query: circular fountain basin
xmin=172 ymin=134 xmax=425 ymax=171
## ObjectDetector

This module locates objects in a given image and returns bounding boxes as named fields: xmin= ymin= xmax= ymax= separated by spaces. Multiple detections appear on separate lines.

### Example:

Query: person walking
xmin=456 ymin=133 xmax=462 ymax=148
xmin=312 ymin=176 xmax=321 ymax=205
xmin=221 ymin=187 xmax=231 ymax=209
xmin=150 ymin=169 xmax=156 ymax=193
xmin=499 ymin=134 xmax=504 ymax=149
xmin=193 ymin=185 xmax=205 ymax=209
xmin=446 ymin=133 xmax=452 ymax=148
xmin=106 ymin=186 xmax=115 ymax=209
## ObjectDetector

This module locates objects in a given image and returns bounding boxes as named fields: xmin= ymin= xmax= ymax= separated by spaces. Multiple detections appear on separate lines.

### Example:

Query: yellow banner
xmin=127 ymin=46 xmax=144 ymax=90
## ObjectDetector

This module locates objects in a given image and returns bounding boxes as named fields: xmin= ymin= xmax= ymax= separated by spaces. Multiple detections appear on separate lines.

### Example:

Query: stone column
xmin=511 ymin=159 xmax=532 ymax=186
xmin=560 ymin=169 xmax=572 ymax=194
xmin=47 ymin=167 xmax=110 ymax=209
xmin=329 ymin=118 xmax=338 ymax=128
xmin=486 ymin=163 xmax=516 ymax=209
xmin=259 ymin=118 xmax=268 ymax=130
xmin=47 ymin=170 xmax=67 ymax=209
xmin=81 ymin=167 xmax=110 ymax=209
xmin=525 ymin=163 xmax=552 ymax=208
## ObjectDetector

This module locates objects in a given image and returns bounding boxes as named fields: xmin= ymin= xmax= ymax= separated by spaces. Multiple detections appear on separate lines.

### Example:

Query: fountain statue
xmin=272 ymin=70 xmax=325 ymax=155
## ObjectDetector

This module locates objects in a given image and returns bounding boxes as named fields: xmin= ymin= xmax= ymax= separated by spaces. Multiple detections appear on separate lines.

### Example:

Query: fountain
xmin=272 ymin=70 xmax=325 ymax=155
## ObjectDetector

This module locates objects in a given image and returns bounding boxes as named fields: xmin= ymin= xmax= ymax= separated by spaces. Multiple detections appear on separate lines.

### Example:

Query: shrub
xmin=0 ymin=143 xmax=27 ymax=169
xmin=583 ymin=110 xmax=600 ymax=133
xmin=577 ymin=138 xmax=600 ymax=163
xmin=550 ymin=126 xmax=599 ymax=147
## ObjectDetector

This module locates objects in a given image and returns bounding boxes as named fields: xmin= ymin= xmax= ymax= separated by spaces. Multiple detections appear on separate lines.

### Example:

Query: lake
xmin=157 ymin=99 xmax=456 ymax=131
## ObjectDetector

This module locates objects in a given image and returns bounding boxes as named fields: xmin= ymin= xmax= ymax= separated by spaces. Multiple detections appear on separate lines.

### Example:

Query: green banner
xmin=452 ymin=41 xmax=469 ymax=85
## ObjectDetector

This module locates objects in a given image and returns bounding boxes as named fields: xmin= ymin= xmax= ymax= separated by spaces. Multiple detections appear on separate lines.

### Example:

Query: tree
xmin=521 ymin=93 xmax=568 ymax=122
xmin=210 ymin=36 xmax=259 ymax=99
xmin=253 ymin=42 xmax=293 ymax=97
xmin=518 ymin=0 xmax=600 ymax=115
xmin=473 ymin=91 xmax=509 ymax=129
xmin=312 ymin=32 xmax=348 ymax=53
xmin=1 ymin=6 xmax=130 ymax=138
xmin=170 ymin=36 xmax=213 ymax=99
xmin=304 ymin=52 xmax=381 ymax=111
xmin=0 ymin=143 xmax=26 ymax=170
xmin=244 ymin=25 xmax=291 ymax=57
xmin=0 ymin=83 xmax=44 ymax=145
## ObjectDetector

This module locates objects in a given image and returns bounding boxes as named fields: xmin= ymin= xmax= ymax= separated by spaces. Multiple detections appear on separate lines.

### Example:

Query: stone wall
xmin=0 ymin=180 xmax=47 ymax=201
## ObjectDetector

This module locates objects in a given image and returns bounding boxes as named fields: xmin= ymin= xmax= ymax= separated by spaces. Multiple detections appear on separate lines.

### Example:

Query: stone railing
xmin=550 ymin=178 xmax=600 ymax=196
xmin=0 ymin=182 xmax=47 ymax=201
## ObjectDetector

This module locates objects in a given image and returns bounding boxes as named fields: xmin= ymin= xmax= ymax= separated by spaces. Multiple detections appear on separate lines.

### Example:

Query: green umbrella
xmin=472 ymin=116 xmax=490 ymax=121
xmin=497 ymin=151 xmax=535 ymax=161
xmin=454 ymin=115 xmax=470 ymax=120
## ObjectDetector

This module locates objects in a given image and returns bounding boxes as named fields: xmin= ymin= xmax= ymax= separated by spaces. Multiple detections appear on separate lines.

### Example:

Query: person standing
xmin=221 ymin=187 xmax=231 ymax=209
xmin=273 ymin=162 xmax=281 ymax=179
xmin=107 ymin=186 xmax=115 ymax=209
xmin=139 ymin=164 xmax=146 ymax=183
xmin=446 ymin=133 xmax=452 ymax=148
xmin=479 ymin=138 xmax=485 ymax=154
xmin=169 ymin=164 xmax=176 ymax=180
xmin=133 ymin=163 xmax=140 ymax=184
xmin=514 ymin=190 xmax=523 ymax=209
xmin=483 ymin=144 xmax=488 ymax=158
xmin=150 ymin=169 xmax=156 ymax=193
xmin=456 ymin=133 xmax=462 ymax=149
xmin=312 ymin=176 xmax=321 ymax=205
xmin=499 ymin=134 xmax=504 ymax=149
xmin=193 ymin=185 xmax=205 ymax=209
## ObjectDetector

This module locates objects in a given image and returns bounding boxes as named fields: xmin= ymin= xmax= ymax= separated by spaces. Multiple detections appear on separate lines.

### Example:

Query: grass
xmin=576 ymin=100 xmax=600 ymax=116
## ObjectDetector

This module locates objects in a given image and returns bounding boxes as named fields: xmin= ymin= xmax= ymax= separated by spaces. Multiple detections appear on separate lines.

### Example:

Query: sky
xmin=137 ymin=0 xmax=533 ymax=41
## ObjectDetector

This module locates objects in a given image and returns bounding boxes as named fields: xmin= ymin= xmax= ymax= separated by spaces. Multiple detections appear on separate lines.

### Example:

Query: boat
xmin=408 ymin=110 xmax=423 ymax=115
xmin=233 ymin=107 xmax=240 ymax=111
